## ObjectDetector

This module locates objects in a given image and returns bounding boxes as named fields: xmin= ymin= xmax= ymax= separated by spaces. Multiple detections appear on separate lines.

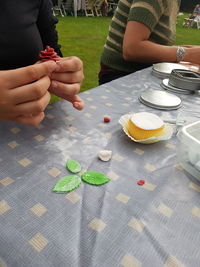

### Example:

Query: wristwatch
xmin=176 ymin=46 xmax=186 ymax=62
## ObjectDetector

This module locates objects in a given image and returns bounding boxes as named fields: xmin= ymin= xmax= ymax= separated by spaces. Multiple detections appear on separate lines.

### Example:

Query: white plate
xmin=161 ymin=79 xmax=193 ymax=95
xmin=139 ymin=89 xmax=182 ymax=110
xmin=152 ymin=63 xmax=189 ymax=74
xmin=118 ymin=113 xmax=174 ymax=144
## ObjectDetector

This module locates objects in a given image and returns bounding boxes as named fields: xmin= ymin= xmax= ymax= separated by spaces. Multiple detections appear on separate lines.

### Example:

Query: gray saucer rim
xmin=139 ymin=96 xmax=182 ymax=110
xmin=140 ymin=89 xmax=182 ymax=106
xmin=152 ymin=63 xmax=189 ymax=74
xmin=162 ymin=79 xmax=193 ymax=95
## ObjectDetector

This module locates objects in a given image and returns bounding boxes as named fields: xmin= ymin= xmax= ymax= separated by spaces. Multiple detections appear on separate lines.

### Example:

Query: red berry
xmin=104 ymin=116 xmax=110 ymax=123
xmin=137 ymin=179 xmax=145 ymax=186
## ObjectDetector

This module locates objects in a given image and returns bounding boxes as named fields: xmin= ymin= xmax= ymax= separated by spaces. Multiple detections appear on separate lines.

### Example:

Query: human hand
xmin=181 ymin=45 xmax=200 ymax=49
xmin=49 ymin=56 xmax=85 ymax=110
xmin=183 ymin=46 xmax=200 ymax=65
xmin=0 ymin=61 xmax=57 ymax=126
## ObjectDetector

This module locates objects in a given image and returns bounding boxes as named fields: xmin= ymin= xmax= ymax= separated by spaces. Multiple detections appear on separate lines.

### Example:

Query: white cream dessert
xmin=127 ymin=112 xmax=165 ymax=140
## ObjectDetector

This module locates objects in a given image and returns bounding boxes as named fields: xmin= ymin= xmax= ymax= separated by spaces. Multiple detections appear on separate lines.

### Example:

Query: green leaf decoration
xmin=81 ymin=171 xmax=110 ymax=186
xmin=52 ymin=175 xmax=81 ymax=193
xmin=66 ymin=159 xmax=81 ymax=174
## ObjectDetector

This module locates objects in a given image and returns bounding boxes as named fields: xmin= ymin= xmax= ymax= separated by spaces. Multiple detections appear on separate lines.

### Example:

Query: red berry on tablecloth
xmin=39 ymin=45 xmax=60 ymax=62
xmin=104 ymin=116 xmax=110 ymax=123
xmin=137 ymin=179 xmax=145 ymax=186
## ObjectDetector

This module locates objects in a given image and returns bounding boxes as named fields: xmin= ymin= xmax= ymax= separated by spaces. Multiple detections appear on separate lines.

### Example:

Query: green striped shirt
xmin=101 ymin=0 xmax=181 ymax=73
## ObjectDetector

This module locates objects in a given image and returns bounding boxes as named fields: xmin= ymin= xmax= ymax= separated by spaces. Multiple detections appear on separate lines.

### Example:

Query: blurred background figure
xmin=189 ymin=4 xmax=200 ymax=19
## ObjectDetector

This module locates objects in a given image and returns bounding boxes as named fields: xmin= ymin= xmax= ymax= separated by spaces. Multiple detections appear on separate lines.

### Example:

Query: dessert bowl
xmin=119 ymin=113 xmax=174 ymax=144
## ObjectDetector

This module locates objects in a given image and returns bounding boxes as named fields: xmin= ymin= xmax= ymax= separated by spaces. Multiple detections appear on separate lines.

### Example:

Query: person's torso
xmin=0 ymin=0 xmax=43 ymax=70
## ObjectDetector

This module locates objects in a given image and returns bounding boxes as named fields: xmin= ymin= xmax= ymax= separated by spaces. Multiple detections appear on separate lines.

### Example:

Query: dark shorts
xmin=98 ymin=63 xmax=131 ymax=85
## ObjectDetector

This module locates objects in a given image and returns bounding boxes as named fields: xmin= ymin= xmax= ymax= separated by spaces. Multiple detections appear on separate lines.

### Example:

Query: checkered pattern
xmin=1 ymin=68 xmax=200 ymax=266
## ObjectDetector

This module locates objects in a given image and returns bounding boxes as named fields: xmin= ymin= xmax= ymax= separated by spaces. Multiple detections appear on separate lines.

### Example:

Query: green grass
xmin=176 ymin=13 xmax=200 ymax=45
xmin=51 ymin=13 xmax=200 ymax=102
xmin=57 ymin=16 xmax=111 ymax=90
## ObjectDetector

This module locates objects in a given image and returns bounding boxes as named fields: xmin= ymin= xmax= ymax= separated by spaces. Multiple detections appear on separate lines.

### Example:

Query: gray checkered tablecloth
xmin=1 ymin=67 xmax=200 ymax=267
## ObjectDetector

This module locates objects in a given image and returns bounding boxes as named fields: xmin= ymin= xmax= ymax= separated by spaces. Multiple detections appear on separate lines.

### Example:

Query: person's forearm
xmin=123 ymin=20 xmax=200 ymax=65
xmin=123 ymin=40 xmax=200 ymax=65
xmin=123 ymin=40 xmax=178 ymax=63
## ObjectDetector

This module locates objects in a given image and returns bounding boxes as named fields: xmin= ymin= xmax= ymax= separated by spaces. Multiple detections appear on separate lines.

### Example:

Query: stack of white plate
xmin=139 ymin=89 xmax=182 ymax=110
xmin=161 ymin=69 xmax=200 ymax=94
xmin=152 ymin=62 xmax=189 ymax=79
xmin=161 ymin=78 xmax=194 ymax=94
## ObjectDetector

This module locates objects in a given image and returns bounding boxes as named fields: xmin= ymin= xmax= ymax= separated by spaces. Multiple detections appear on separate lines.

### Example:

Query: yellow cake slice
xmin=127 ymin=112 xmax=165 ymax=140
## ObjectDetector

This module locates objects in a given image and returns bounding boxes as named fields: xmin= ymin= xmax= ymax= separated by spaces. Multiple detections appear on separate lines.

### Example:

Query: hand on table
xmin=0 ymin=61 xmax=57 ymax=126
xmin=182 ymin=46 xmax=200 ymax=65
xmin=49 ymin=56 xmax=85 ymax=110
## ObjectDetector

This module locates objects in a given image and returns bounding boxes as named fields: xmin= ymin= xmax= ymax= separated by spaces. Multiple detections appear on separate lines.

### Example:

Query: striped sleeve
xmin=128 ymin=0 xmax=168 ymax=30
